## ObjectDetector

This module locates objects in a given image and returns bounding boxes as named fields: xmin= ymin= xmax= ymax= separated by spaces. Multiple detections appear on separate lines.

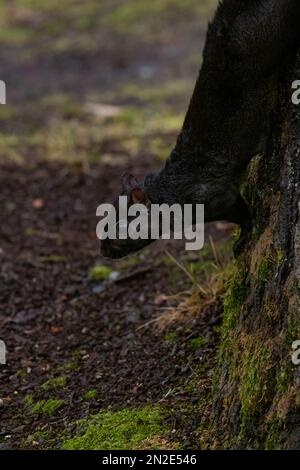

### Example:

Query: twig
xmin=114 ymin=266 xmax=153 ymax=283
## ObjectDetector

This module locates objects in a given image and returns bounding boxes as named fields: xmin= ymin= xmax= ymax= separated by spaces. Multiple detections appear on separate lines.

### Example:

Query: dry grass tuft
xmin=148 ymin=237 xmax=233 ymax=331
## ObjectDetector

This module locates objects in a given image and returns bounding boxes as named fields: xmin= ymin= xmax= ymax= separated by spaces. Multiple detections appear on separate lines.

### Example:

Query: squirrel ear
xmin=121 ymin=173 xmax=140 ymax=192
xmin=131 ymin=187 xmax=147 ymax=204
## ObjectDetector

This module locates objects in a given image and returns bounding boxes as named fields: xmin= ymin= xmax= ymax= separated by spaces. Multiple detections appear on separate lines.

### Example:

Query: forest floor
xmin=0 ymin=0 xmax=236 ymax=450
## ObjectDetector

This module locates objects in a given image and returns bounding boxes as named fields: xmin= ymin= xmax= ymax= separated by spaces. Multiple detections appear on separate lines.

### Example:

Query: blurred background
xmin=0 ymin=0 xmax=217 ymax=167
xmin=0 ymin=0 xmax=237 ymax=451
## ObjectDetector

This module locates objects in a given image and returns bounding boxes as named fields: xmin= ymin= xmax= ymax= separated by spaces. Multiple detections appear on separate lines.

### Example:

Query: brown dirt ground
xmin=0 ymin=0 xmax=235 ymax=449
xmin=0 ymin=155 xmax=234 ymax=449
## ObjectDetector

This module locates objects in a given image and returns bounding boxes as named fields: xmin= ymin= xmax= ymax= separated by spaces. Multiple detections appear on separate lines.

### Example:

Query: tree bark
xmin=209 ymin=52 xmax=300 ymax=449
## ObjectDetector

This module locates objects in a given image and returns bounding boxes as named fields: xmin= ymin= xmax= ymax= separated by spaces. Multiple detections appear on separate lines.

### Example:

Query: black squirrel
xmin=101 ymin=0 xmax=300 ymax=259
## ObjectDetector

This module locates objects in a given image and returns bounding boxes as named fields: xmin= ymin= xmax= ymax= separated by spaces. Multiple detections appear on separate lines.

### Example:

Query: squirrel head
xmin=100 ymin=173 xmax=154 ymax=259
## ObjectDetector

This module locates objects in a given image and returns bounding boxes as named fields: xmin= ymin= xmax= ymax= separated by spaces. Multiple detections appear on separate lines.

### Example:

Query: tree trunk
xmin=209 ymin=52 xmax=300 ymax=449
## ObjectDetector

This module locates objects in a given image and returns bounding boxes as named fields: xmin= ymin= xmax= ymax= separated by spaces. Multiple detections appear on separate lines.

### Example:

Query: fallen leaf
xmin=32 ymin=198 xmax=45 ymax=209
xmin=154 ymin=294 xmax=168 ymax=306
xmin=49 ymin=326 xmax=64 ymax=334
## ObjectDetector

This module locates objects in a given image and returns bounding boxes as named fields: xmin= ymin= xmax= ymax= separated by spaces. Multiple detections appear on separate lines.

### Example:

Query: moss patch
xmin=187 ymin=336 xmax=207 ymax=350
xmin=41 ymin=375 xmax=68 ymax=391
xmin=257 ymin=255 xmax=274 ymax=285
xmin=164 ymin=331 xmax=177 ymax=344
xmin=89 ymin=265 xmax=112 ymax=281
xmin=265 ymin=417 xmax=281 ymax=450
xmin=85 ymin=389 xmax=97 ymax=400
xmin=61 ymin=406 xmax=167 ymax=450
xmin=27 ymin=399 xmax=65 ymax=416
xmin=238 ymin=336 xmax=275 ymax=435
xmin=220 ymin=263 xmax=247 ymax=350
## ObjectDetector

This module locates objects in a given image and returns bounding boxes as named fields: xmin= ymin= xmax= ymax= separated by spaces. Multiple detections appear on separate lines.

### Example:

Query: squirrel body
xmin=102 ymin=0 xmax=300 ymax=259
